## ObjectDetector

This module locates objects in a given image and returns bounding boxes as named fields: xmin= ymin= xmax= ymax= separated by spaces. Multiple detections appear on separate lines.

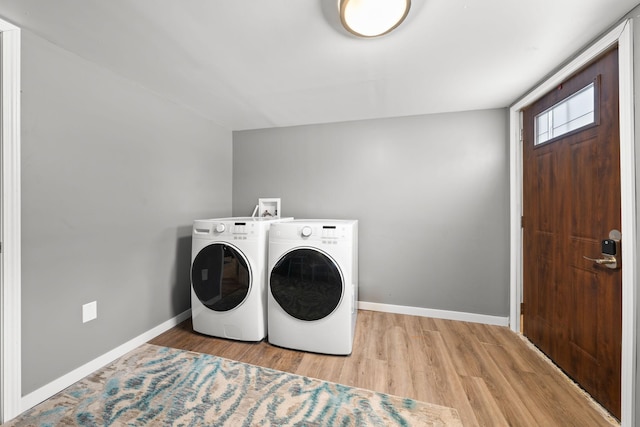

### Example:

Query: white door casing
xmin=0 ymin=17 xmax=21 ymax=423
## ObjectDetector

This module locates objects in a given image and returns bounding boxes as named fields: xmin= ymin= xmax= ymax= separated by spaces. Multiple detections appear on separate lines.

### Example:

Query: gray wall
xmin=21 ymin=30 xmax=232 ymax=394
xmin=233 ymin=109 xmax=510 ymax=316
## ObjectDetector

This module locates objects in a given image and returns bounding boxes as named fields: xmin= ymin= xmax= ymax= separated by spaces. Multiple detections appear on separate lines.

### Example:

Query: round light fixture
xmin=339 ymin=0 xmax=411 ymax=38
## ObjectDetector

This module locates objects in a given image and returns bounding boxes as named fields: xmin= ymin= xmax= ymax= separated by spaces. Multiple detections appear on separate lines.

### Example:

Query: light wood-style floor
xmin=149 ymin=310 xmax=618 ymax=426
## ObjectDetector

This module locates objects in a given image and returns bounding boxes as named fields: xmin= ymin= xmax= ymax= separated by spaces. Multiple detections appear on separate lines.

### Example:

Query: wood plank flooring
xmin=149 ymin=310 xmax=618 ymax=426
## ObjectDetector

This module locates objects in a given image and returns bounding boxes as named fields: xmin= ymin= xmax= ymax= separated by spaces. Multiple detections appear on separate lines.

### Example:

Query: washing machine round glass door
xmin=270 ymin=248 xmax=343 ymax=321
xmin=191 ymin=243 xmax=252 ymax=311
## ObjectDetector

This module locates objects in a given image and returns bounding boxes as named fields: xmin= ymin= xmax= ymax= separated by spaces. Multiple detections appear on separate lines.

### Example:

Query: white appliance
xmin=267 ymin=219 xmax=358 ymax=355
xmin=190 ymin=216 xmax=291 ymax=341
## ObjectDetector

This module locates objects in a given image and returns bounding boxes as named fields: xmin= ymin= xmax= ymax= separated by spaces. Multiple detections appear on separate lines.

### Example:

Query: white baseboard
xmin=20 ymin=309 xmax=191 ymax=414
xmin=358 ymin=301 xmax=510 ymax=327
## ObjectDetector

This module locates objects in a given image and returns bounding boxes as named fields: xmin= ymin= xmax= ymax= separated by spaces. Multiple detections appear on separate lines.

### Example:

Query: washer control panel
xmin=192 ymin=220 xmax=256 ymax=241
xmin=231 ymin=222 xmax=249 ymax=234
xmin=228 ymin=221 xmax=254 ymax=240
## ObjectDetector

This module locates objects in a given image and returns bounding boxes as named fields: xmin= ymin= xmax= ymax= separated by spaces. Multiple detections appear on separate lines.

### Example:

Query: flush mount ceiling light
xmin=339 ymin=0 xmax=411 ymax=38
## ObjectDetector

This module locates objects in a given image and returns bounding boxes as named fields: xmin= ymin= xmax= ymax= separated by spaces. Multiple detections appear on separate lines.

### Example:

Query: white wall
xmin=20 ymin=30 xmax=232 ymax=394
xmin=233 ymin=109 xmax=510 ymax=317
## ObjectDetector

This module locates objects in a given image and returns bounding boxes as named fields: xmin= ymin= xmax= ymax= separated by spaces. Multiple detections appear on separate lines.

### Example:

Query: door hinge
xmin=519 ymin=128 xmax=524 ymax=142
xmin=520 ymin=302 xmax=525 ymax=314
xmin=521 ymin=216 xmax=524 ymax=228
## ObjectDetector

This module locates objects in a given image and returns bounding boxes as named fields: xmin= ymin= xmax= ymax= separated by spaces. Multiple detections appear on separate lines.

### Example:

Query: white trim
xmin=509 ymin=19 xmax=636 ymax=426
xmin=0 ymin=19 xmax=21 ymax=423
xmin=358 ymin=301 xmax=509 ymax=326
xmin=509 ymin=109 xmax=523 ymax=333
xmin=617 ymin=20 xmax=636 ymax=427
xmin=20 ymin=309 xmax=191 ymax=415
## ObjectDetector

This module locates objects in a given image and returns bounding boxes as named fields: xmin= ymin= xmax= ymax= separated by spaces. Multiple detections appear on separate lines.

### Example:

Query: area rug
xmin=5 ymin=344 xmax=462 ymax=426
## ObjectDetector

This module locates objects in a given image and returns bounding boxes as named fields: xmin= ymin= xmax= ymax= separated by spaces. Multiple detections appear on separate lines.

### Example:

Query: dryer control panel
xmin=300 ymin=225 xmax=348 ymax=241
xmin=321 ymin=226 xmax=339 ymax=239
xmin=319 ymin=225 xmax=343 ymax=245
xmin=271 ymin=222 xmax=352 ymax=245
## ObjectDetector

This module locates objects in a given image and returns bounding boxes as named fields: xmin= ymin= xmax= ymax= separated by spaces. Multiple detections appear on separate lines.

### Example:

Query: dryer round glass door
xmin=191 ymin=243 xmax=252 ymax=311
xmin=270 ymin=248 xmax=343 ymax=321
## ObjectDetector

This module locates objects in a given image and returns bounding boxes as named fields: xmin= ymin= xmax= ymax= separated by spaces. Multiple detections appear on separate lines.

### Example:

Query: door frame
xmin=0 ymin=18 xmax=21 ymax=423
xmin=509 ymin=20 xmax=636 ymax=426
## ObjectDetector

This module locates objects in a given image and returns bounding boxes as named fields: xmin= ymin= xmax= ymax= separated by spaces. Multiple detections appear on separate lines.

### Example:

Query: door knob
xmin=583 ymin=254 xmax=618 ymax=269
xmin=583 ymin=231 xmax=621 ymax=270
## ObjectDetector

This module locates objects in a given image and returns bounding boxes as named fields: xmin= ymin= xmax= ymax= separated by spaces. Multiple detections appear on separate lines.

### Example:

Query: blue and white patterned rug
xmin=6 ymin=344 xmax=462 ymax=426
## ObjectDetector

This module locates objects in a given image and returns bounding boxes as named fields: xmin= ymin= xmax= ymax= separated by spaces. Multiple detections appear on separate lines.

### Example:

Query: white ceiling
xmin=0 ymin=0 xmax=637 ymax=130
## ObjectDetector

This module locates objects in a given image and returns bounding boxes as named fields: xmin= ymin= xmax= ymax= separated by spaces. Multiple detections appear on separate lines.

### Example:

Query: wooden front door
xmin=522 ymin=47 xmax=621 ymax=418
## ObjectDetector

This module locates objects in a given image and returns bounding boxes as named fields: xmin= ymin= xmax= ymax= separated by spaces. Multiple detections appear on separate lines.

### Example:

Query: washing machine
xmin=190 ymin=216 xmax=291 ymax=341
xmin=267 ymin=219 xmax=358 ymax=355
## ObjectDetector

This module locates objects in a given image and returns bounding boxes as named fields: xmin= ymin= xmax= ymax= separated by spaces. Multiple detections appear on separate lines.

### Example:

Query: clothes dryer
xmin=268 ymin=219 xmax=358 ymax=355
xmin=191 ymin=216 xmax=290 ymax=341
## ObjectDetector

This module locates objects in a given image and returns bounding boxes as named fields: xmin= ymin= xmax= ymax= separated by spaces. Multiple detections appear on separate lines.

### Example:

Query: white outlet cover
xmin=82 ymin=301 xmax=97 ymax=323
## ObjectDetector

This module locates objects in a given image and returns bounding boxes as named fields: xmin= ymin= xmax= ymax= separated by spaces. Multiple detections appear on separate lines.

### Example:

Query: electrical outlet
xmin=82 ymin=301 xmax=97 ymax=323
